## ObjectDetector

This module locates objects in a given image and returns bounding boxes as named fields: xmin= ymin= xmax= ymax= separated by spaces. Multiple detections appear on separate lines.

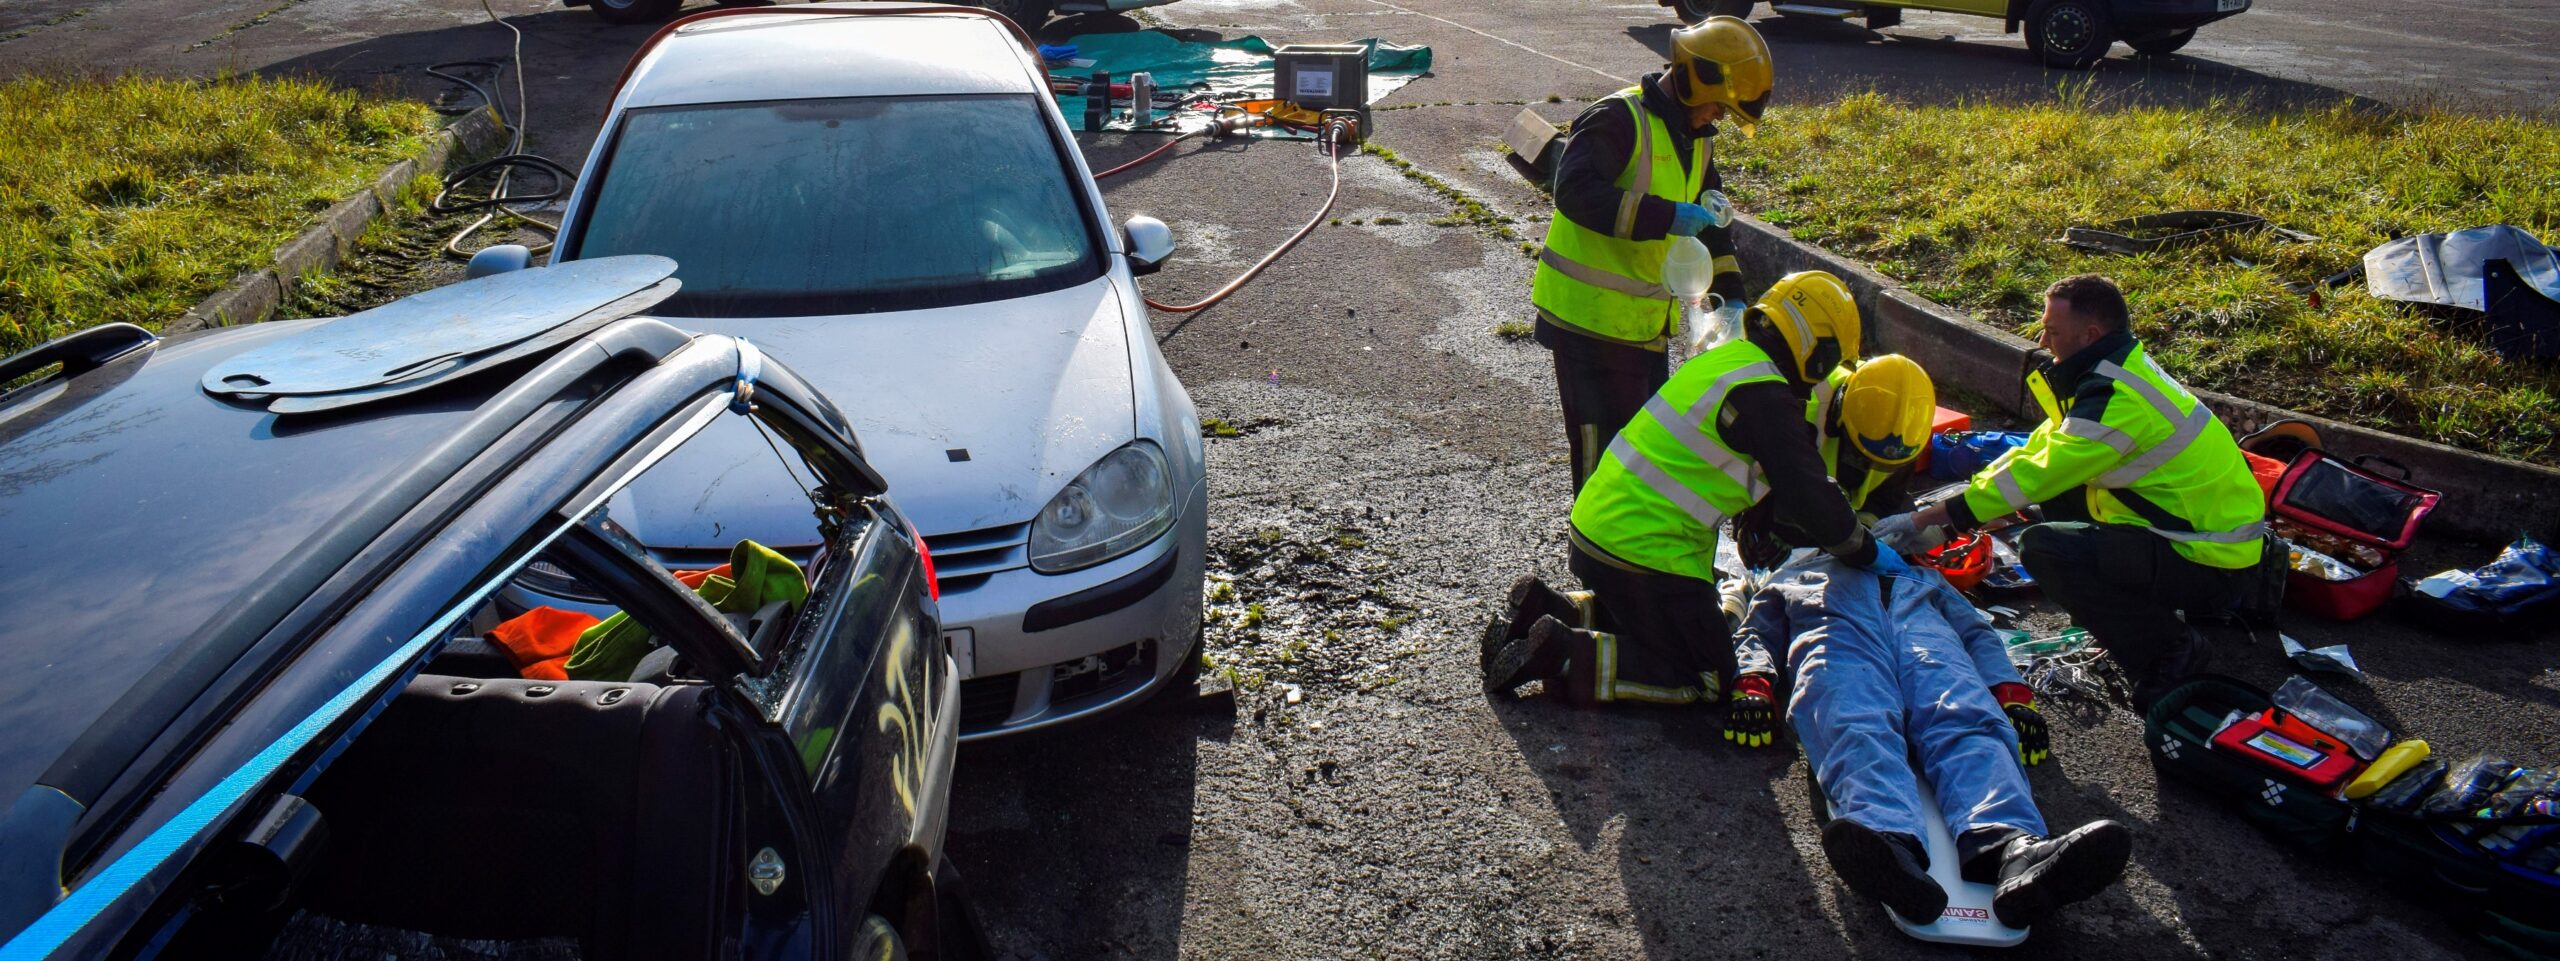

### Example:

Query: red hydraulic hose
xmin=1093 ymin=129 xmax=1200 ymax=180
xmin=1142 ymin=134 xmax=1345 ymax=314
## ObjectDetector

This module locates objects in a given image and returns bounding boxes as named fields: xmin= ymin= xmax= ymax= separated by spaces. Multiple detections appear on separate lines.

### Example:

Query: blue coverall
xmin=1734 ymin=553 xmax=2045 ymax=844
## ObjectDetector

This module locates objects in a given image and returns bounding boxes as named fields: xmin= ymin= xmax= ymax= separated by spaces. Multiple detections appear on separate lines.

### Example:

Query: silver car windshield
xmin=573 ymin=94 xmax=1103 ymax=317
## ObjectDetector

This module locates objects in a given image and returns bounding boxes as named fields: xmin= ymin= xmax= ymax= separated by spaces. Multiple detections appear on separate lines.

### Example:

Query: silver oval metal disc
xmin=202 ymin=255 xmax=677 ymax=397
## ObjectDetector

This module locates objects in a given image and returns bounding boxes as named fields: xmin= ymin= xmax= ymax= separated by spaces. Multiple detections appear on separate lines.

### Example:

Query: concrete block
xmin=369 ymin=159 xmax=418 ymax=209
xmin=1728 ymin=215 xmax=1902 ymax=325
xmin=454 ymin=105 xmax=506 ymax=155
xmin=1874 ymin=289 xmax=2038 ymax=419
xmin=175 ymin=270 xmax=282 ymax=332
xmin=323 ymin=194 xmax=383 ymax=256
xmin=270 ymin=224 xmax=338 ymax=283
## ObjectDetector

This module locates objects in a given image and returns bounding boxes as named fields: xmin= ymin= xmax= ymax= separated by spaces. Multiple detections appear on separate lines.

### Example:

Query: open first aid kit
xmin=2149 ymin=675 xmax=2560 ymax=960
xmin=2268 ymin=450 xmax=2441 ymax=621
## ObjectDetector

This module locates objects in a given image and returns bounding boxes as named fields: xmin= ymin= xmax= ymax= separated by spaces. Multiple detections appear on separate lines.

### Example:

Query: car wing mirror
xmin=465 ymin=244 xmax=534 ymax=279
xmin=1123 ymin=216 xmax=1173 ymax=276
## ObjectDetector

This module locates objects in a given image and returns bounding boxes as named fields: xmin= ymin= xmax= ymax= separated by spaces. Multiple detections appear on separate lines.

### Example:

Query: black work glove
xmin=1724 ymin=674 xmax=1777 ymax=749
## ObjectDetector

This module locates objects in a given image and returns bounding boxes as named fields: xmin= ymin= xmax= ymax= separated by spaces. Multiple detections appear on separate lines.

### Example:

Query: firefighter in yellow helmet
xmin=1485 ymin=271 xmax=1908 ymax=749
xmin=1529 ymin=15 xmax=1777 ymax=493
xmin=1734 ymin=353 xmax=1937 ymax=571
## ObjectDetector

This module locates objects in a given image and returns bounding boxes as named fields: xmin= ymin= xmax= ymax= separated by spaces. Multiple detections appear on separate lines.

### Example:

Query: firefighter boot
xmin=1485 ymin=614 xmax=1578 ymax=695
xmin=1482 ymin=575 xmax=1591 ymax=673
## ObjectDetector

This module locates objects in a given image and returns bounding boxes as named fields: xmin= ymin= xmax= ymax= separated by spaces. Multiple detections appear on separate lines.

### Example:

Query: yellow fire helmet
xmin=1752 ymin=270 xmax=1862 ymax=384
xmin=1841 ymin=354 xmax=1937 ymax=466
xmin=1669 ymin=16 xmax=1774 ymax=135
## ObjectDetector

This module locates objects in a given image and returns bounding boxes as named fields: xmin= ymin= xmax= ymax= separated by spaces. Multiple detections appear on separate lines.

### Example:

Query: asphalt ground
xmin=10 ymin=0 xmax=2560 ymax=957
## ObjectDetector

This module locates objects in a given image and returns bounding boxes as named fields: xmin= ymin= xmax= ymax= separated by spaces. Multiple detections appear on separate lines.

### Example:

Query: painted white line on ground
xmin=1360 ymin=0 xmax=1633 ymax=86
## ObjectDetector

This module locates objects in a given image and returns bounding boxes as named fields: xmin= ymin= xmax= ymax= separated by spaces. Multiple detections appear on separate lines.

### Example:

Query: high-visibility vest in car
xmin=1571 ymin=339 xmax=1788 ymax=581
xmin=1531 ymin=88 xmax=1710 ymax=350
xmin=1804 ymin=366 xmax=1894 ymax=513
xmin=1963 ymin=342 xmax=2267 ymax=569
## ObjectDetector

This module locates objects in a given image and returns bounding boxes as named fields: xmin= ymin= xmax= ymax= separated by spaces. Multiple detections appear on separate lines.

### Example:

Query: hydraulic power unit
xmin=1274 ymin=43 xmax=1370 ymax=126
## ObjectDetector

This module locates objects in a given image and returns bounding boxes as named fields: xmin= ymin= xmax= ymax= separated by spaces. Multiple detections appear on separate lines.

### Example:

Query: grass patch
xmin=1491 ymin=318 xmax=1534 ymax=340
xmin=1201 ymin=416 xmax=1242 ymax=438
xmin=0 ymin=73 xmax=437 ymax=354
xmin=1357 ymin=142 xmax=1530 ymax=256
xmin=1720 ymin=90 xmax=2560 ymax=464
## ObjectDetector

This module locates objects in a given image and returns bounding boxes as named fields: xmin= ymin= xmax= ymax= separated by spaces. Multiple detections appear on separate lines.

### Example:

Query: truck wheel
xmin=587 ymin=0 xmax=681 ymax=24
xmin=852 ymin=916 xmax=909 ymax=961
xmin=1673 ymin=0 xmax=1756 ymax=22
xmin=2025 ymin=0 xmax=2114 ymax=69
xmin=972 ymin=0 xmax=1051 ymax=27
xmin=2127 ymin=28 xmax=2197 ymax=56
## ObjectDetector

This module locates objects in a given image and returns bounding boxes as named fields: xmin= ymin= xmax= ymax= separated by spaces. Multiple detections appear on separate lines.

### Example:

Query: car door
xmin=729 ymin=500 xmax=951 ymax=956
xmin=552 ymin=387 xmax=955 ymax=958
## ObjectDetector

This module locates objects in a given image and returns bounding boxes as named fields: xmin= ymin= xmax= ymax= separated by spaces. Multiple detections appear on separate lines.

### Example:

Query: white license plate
xmin=2217 ymin=0 xmax=2246 ymax=11
xmin=943 ymin=628 xmax=976 ymax=677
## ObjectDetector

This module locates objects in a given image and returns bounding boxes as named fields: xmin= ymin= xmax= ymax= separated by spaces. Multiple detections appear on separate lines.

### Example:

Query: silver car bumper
xmin=932 ymin=482 xmax=1206 ymax=740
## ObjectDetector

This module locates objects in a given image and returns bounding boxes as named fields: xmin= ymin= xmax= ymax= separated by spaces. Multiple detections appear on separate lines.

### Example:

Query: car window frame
xmin=558 ymin=91 xmax=1111 ymax=317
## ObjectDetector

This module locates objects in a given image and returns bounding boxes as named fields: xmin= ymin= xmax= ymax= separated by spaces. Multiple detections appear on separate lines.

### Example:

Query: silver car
xmin=542 ymin=4 xmax=1206 ymax=740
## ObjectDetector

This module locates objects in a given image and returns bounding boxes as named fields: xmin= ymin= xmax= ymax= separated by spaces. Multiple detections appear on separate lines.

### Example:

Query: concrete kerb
xmin=167 ymin=106 xmax=503 ymax=334
xmin=1726 ymin=213 xmax=2560 ymax=543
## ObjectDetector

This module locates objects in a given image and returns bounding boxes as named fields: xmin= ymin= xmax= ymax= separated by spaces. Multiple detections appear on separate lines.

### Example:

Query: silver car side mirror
xmin=465 ymin=244 xmax=534 ymax=280
xmin=1123 ymin=216 xmax=1173 ymax=277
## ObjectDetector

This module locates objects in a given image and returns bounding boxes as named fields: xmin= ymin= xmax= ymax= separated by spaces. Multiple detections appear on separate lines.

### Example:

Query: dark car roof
xmin=0 ymin=319 xmax=499 ymax=813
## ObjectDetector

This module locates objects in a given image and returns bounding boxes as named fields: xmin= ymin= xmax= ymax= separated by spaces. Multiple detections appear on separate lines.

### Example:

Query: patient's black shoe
xmin=1821 ymin=818 xmax=1946 ymax=924
xmin=1989 ymin=820 xmax=2133 ymax=927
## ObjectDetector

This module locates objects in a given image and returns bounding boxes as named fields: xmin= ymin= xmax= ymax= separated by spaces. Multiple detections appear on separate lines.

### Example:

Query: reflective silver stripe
xmin=1607 ymin=433 xmax=1732 ymax=530
xmin=1812 ymin=379 xmax=1842 ymax=435
xmin=2092 ymin=359 xmax=2215 ymax=489
xmin=1641 ymin=394 xmax=1759 ymax=490
xmin=1594 ymin=631 xmax=1618 ymax=703
xmin=1615 ymin=191 xmax=1642 ymax=240
xmin=1992 ymin=469 xmax=2031 ymax=512
xmin=2060 ymin=416 xmax=2137 ymax=456
xmin=1613 ymin=360 xmax=1781 ymax=520
xmin=2150 ymin=521 xmax=2269 ymax=544
xmin=1539 ymin=247 xmax=1666 ymax=299
xmin=1778 ymin=299 xmax=1819 ymax=360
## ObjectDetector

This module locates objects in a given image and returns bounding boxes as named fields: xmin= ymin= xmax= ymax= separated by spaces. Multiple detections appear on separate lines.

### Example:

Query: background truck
xmin=1662 ymin=0 xmax=2250 ymax=68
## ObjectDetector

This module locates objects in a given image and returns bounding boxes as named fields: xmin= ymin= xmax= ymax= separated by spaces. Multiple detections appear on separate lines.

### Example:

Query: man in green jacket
xmin=1907 ymin=275 xmax=2269 ymax=708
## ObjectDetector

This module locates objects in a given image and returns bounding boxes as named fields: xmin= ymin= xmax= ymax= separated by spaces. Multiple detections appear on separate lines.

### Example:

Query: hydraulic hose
xmin=1141 ymin=127 xmax=1348 ymax=314
xmin=1092 ymin=129 xmax=1199 ymax=180
xmin=428 ymin=0 xmax=567 ymax=260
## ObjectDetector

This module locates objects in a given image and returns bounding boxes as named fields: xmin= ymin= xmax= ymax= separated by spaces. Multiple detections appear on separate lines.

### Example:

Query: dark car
xmin=0 ymin=259 xmax=979 ymax=960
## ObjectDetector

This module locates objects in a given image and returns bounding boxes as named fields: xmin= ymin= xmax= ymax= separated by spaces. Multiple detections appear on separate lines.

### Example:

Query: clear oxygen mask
xmin=1663 ymin=235 xmax=1715 ymax=302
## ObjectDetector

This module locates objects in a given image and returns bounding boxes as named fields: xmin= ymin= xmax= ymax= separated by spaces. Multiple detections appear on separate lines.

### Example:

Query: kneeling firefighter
xmin=1483 ymin=271 xmax=1907 ymax=747
xmin=1531 ymin=15 xmax=1771 ymax=492
xmin=1733 ymin=353 xmax=1937 ymax=573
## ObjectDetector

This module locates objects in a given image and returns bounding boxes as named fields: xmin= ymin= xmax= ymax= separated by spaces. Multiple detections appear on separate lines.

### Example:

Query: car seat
xmin=296 ymin=675 xmax=735 ymax=960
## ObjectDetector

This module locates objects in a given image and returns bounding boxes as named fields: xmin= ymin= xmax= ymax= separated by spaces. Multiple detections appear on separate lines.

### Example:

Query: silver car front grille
xmin=925 ymin=520 xmax=1030 ymax=592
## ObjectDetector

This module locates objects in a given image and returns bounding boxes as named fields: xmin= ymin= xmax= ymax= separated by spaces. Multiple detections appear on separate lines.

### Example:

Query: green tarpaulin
xmin=1049 ymin=31 xmax=1431 ymax=131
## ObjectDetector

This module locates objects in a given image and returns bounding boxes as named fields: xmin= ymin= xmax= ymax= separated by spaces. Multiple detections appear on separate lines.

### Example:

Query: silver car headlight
xmin=1029 ymin=441 xmax=1176 ymax=573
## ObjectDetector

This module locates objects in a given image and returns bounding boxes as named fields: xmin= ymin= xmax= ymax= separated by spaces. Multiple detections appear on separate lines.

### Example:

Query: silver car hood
xmin=612 ymin=277 xmax=1135 ymax=549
